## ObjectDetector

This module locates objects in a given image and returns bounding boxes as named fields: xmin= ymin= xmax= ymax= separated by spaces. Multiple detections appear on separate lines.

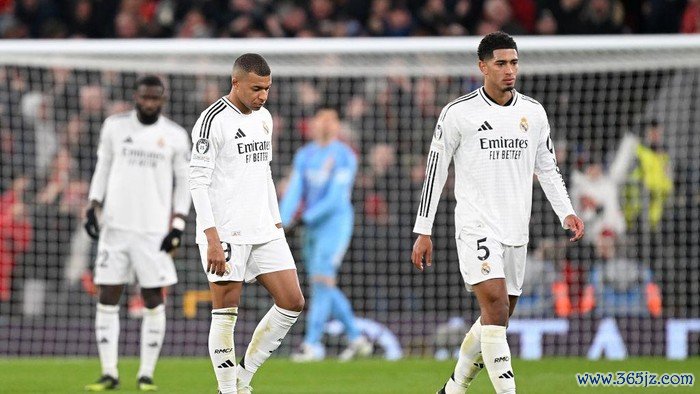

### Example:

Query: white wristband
xmin=172 ymin=217 xmax=186 ymax=231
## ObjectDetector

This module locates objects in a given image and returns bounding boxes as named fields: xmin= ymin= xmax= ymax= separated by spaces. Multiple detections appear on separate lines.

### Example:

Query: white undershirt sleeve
xmin=189 ymin=167 xmax=216 ymax=232
xmin=267 ymin=167 xmax=282 ymax=224
xmin=172 ymin=131 xmax=192 ymax=218
xmin=88 ymin=120 xmax=113 ymax=203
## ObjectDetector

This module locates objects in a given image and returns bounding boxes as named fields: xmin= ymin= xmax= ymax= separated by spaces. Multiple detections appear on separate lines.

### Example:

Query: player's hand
xmin=282 ymin=221 xmax=298 ymax=235
xmin=411 ymin=234 xmax=433 ymax=271
xmin=564 ymin=215 xmax=584 ymax=242
xmin=84 ymin=206 xmax=100 ymax=240
xmin=160 ymin=228 xmax=183 ymax=253
xmin=207 ymin=242 xmax=227 ymax=276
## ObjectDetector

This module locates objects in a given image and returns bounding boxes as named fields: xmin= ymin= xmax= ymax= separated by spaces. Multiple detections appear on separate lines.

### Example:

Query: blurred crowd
xmin=522 ymin=124 xmax=673 ymax=319
xmin=0 ymin=58 xmax=693 ymax=322
xmin=0 ymin=66 xmax=468 ymax=316
xmin=0 ymin=0 xmax=697 ymax=321
xmin=0 ymin=0 xmax=699 ymax=39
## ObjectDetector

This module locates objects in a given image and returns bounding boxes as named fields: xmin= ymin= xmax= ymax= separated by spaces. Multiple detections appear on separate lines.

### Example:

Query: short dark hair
xmin=136 ymin=75 xmax=164 ymax=90
xmin=234 ymin=53 xmax=271 ymax=76
xmin=477 ymin=31 xmax=518 ymax=61
xmin=315 ymin=105 xmax=338 ymax=114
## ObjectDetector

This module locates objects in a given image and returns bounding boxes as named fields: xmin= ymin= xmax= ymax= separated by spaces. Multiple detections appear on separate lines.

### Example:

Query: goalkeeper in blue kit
xmin=280 ymin=107 xmax=373 ymax=361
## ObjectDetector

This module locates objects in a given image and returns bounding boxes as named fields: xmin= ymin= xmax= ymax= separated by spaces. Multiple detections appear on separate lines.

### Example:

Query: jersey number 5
xmin=477 ymin=238 xmax=490 ymax=261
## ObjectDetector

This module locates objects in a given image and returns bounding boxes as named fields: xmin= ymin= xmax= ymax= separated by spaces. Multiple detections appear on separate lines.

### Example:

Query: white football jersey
xmin=88 ymin=110 xmax=191 ymax=234
xmin=413 ymin=87 xmax=576 ymax=246
xmin=189 ymin=96 xmax=283 ymax=245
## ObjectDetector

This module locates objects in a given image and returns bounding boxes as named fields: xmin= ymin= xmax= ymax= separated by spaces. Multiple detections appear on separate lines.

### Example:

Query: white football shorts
xmin=198 ymin=237 xmax=296 ymax=283
xmin=455 ymin=230 xmax=527 ymax=296
xmin=94 ymin=227 xmax=177 ymax=288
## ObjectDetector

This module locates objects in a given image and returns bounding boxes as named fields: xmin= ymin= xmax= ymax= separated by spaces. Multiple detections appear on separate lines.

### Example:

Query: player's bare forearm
xmin=204 ymin=227 xmax=221 ymax=244
xmin=411 ymin=234 xmax=433 ymax=271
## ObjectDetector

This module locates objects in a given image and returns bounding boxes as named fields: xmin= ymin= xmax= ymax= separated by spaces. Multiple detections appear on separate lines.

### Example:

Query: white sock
xmin=137 ymin=304 xmax=166 ymax=379
xmin=481 ymin=325 xmax=516 ymax=394
xmin=209 ymin=307 xmax=238 ymax=394
xmin=445 ymin=317 xmax=484 ymax=393
xmin=96 ymin=303 xmax=120 ymax=378
xmin=237 ymin=305 xmax=300 ymax=387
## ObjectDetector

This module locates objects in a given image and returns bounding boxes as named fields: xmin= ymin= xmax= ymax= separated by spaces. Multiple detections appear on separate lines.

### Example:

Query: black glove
xmin=160 ymin=228 xmax=183 ymax=253
xmin=84 ymin=206 xmax=100 ymax=240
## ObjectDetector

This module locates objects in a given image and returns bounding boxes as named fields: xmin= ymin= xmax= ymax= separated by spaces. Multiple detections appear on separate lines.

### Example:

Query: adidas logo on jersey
xmin=477 ymin=121 xmax=494 ymax=131
xmin=235 ymin=128 xmax=246 ymax=139
xmin=123 ymin=136 xmax=133 ymax=143
xmin=217 ymin=359 xmax=235 ymax=369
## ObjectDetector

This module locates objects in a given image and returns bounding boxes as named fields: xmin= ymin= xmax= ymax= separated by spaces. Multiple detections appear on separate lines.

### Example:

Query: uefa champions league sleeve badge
xmin=196 ymin=138 xmax=210 ymax=154
xmin=434 ymin=124 xmax=443 ymax=140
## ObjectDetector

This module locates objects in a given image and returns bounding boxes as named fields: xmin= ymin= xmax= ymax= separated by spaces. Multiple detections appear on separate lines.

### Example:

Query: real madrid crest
xmin=263 ymin=121 xmax=270 ymax=135
xmin=481 ymin=262 xmax=491 ymax=275
xmin=519 ymin=117 xmax=529 ymax=133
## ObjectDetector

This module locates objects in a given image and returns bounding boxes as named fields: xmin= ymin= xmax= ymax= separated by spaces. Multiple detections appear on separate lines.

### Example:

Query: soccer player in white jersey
xmin=189 ymin=53 xmax=304 ymax=394
xmin=84 ymin=75 xmax=191 ymax=391
xmin=411 ymin=32 xmax=585 ymax=394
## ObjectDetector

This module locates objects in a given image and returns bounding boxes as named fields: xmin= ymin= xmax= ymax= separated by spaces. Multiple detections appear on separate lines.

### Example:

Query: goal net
xmin=1 ymin=36 xmax=698 ymax=359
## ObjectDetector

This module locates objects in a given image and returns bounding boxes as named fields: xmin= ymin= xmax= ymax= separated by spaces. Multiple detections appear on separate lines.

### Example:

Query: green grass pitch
xmin=0 ymin=357 xmax=697 ymax=393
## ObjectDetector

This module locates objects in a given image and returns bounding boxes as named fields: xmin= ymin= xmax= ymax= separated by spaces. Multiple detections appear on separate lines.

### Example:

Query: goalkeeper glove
xmin=160 ymin=228 xmax=183 ymax=253
xmin=84 ymin=206 xmax=100 ymax=240
xmin=160 ymin=217 xmax=186 ymax=253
